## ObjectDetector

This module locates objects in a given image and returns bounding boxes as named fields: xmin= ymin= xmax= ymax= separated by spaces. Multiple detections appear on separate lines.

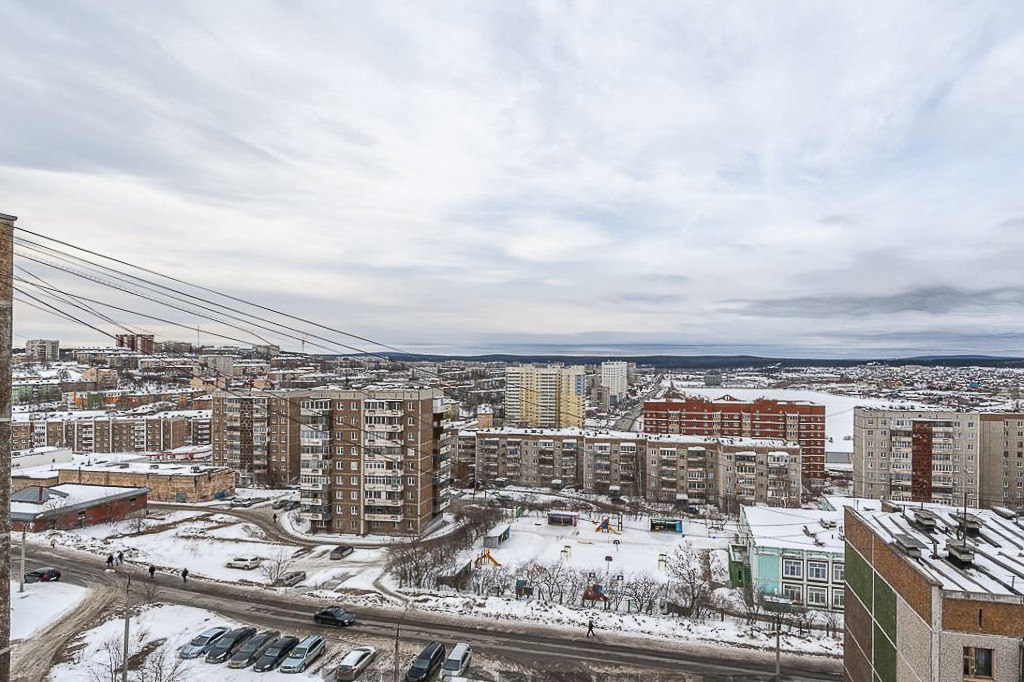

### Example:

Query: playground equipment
xmin=475 ymin=549 xmax=502 ymax=568
xmin=595 ymin=515 xmax=619 ymax=534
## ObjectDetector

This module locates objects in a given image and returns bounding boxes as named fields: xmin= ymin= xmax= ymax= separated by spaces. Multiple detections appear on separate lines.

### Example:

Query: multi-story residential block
xmin=853 ymin=408 xmax=982 ymax=507
xmin=845 ymin=502 xmax=1024 ymax=682
xmin=211 ymin=391 xmax=301 ymax=486
xmin=472 ymin=428 xmax=802 ymax=507
xmin=643 ymin=395 xmax=826 ymax=481
xmin=12 ymin=410 xmax=211 ymax=454
xmin=504 ymin=364 xmax=586 ymax=429
xmin=978 ymin=411 xmax=1024 ymax=510
xmin=297 ymin=388 xmax=444 ymax=536
xmin=600 ymin=361 xmax=629 ymax=406
xmin=116 ymin=333 xmax=155 ymax=355
xmin=25 ymin=339 xmax=59 ymax=362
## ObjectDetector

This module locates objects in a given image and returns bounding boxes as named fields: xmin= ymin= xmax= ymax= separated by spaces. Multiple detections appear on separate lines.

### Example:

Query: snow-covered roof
xmin=852 ymin=504 xmax=1024 ymax=597
xmin=12 ymin=483 xmax=147 ymax=519
xmin=822 ymin=496 xmax=882 ymax=514
xmin=473 ymin=426 xmax=795 ymax=448
xmin=741 ymin=506 xmax=845 ymax=555
xmin=17 ymin=461 xmax=227 ymax=478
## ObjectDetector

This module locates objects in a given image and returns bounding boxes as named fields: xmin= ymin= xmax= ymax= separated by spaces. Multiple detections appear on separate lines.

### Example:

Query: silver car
xmin=335 ymin=646 xmax=378 ymax=680
xmin=279 ymin=634 xmax=326 ymax=673
xmin=179 ymin=626 xmax=230 ymax=659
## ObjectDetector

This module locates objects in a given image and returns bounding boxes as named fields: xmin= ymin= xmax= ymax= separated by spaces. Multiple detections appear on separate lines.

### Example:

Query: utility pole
xmin=18 ymin=530 xmax=25 ymax=593
xmin=393 ymin=604 xmax=410 ymax=682
xmin=0 ymin=211 xmax=16 ymax=682
xmin=121 ymin=574 xmax=131 ymax=682
xmin=774 ymin=611 xmax=781 ymax=682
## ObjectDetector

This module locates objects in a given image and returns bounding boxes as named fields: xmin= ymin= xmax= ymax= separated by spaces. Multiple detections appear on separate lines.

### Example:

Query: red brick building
xmin=642 ymin=395 xmax=826 ymax=481
xmin=11 ymin=484 xmax=148 ymax=532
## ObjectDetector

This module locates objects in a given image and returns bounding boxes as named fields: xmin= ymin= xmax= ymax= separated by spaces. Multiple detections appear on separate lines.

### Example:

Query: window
xmin=833 ymin=563 xmax=844 ymax=583
xmin=350 ymin=506 xmax=358 ymax=515
xmin=832 ymin=589 xmax=844 ymax=609
xmin=806 ymin=586 xmax=827 ymax=607
xmin=963 ymin=646 xmax=993 ymax=679
xmin=808 ymin=561 xmax=828 ymax=581
xmin=781 ymin=584 xmax=802 ymax=604
xmin=783 ymin=559 xmax=803 ymax=579
xmin=350 ymin=461 xmax=359 ymax=471
xmin=350 ymin=476 xmax=358 ymax=485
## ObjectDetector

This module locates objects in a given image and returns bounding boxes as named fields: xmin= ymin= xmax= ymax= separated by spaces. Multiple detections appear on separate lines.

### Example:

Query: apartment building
xmin=643 ymin=395 xmax=826 ymax=481
xmin=12 ymin=410 xmax=212 ymax=454
xmin=978 ymin=411 xmax=1024 ymax=510
xmin=472 ymin=428 xmax=802 ymax=507
xmin=600 ymin=361 xmax=629 ymax=406
xmin=297 ymin=388 xmax=445 ymax=536
xmin=25 ymin=339 xmax=59 ymax=362
xmin=853 ymin=408 xmax=983 ymax=507
xmin=211 ymin=391 xmax=301 ymax=486
xmin=116 ymin=333 xmax=155 ymax=355
xmin=504 ymin=364 xmax=586 ymax=429
xmin=845 ymin=503 xmax=1024 ymax=682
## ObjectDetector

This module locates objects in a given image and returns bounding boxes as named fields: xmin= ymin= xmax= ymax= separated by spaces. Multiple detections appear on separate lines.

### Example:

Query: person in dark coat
xmin=106 ymin=554 xmax=114 ymax=569
xmin=181 ymin=567 xmax=189 ymax=583
xmin=117 ymin=551 xmax=124 ymax=565
xmin=586 ymin=619 xmax=596 ymax=637
xmin=148 ymin=565 xmax=156 ymax=579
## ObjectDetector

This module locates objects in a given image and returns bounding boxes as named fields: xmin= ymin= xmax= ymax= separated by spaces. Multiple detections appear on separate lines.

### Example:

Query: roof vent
xmin=947 ymin=540 xmax=975 ymax=567
xmin=913 ymin=509 xmax=937 ymax=532
xmin=992 ymin=506 xmax=1018 ymax=520
xmin=821 ymin=520 xmax=837 ymax=530
xmin=954 ymin=512 xmax=983 ymax=538
xmin=893 ymin=534 xmax=925 ymax=558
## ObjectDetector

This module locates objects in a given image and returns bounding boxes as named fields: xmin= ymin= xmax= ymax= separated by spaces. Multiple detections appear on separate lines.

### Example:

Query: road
xmin=25 ymin=545 xmax=841 ymax=682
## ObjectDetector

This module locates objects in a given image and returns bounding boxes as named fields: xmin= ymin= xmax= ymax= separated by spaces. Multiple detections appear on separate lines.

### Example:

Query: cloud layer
xmin=2 ymin=1 xmax=1024 ymax=357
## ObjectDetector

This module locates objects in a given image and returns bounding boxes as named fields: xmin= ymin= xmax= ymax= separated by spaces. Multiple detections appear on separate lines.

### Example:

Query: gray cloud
xmin=737 ymin=286 xmax=1024 ymax=318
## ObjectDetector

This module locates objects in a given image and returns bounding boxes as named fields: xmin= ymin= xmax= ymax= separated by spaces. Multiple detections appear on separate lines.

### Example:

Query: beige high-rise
xmin=504 ymin=364 xmax=585 ymax=428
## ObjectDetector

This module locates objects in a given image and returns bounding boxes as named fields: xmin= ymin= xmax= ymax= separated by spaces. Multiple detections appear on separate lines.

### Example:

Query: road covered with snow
xmin=10 ymin=581 xmax=91 ymax=641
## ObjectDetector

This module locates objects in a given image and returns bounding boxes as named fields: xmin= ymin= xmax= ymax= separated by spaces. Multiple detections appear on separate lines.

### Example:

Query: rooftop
xmin=473 ymin=426 xmax=797 ymax=448
xmin=11 ymin=483 xmax=147 ymax=519
xmin=741 ymin=506 xmax=845 ymax=554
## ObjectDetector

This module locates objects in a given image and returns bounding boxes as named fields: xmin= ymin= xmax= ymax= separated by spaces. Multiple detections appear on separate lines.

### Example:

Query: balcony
xmin=366 ymin=497 xmax=403 ymax=507
xmin=364 ymin=408 xmax=404 ymax=418
xmin=365 ymin=512 xmax=403 ymax=523
xmin=366 ymin=423 xmax=403 ymax=433
xmin=365 ymin=481 xmax=403 ymax=492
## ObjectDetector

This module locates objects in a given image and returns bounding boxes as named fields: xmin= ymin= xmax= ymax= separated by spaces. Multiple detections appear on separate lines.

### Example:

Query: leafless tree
xmin=259 ymin=548 xmax=294 ymax=583
xmin=85 ymin=637 xmax=123 ymax=682
xmin=623 ymin=573 xmax=663 ymax=615
xmin=564 ymin=569 xmax=589 ymax=606
xmin=740 ymin=586 xmax=765 ymax=626
xmin=535 ymin=561 xmax=571 ymax=604
xmin=665 ymin=545 xmax=714 ymax=621
xmin=385 ymin=537 xmax=436 ymax=588
xmin=134 ymin=647 xmax=188 ymax=682
xmin=820 ymin=608 xmax=842 ymax=639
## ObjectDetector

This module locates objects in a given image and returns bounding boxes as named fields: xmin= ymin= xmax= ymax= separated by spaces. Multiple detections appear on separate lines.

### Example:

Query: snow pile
xmin=10 ymin=581 xmax=90 ymax=641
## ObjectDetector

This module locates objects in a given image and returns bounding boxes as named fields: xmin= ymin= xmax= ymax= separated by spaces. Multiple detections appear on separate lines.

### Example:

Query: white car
xmin=440 ymin=643 xmax=472 ymax=680
xmin=225 ymin=556 xmax=261 ymax=570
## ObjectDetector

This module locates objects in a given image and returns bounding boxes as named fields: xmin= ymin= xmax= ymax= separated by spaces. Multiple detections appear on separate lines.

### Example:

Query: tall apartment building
xmin=643 ymin=395 xmax=826 ymax=481
xmin=13 ymin=411 xmax=212 ymax=454
xmin=600 ymin=361 xmax=629 ymax=406
xmin=116 ymin=333 xmax=155 ymax=355
xmin=853 ymin=407 xmax=1024 ymax=510
xmin=211 ymin=391 xmax=301 ymax=486
xmin=297 ymin=388 xmax=446 ymax=536
xmin=845 ymin=503 xmax=1024 ymax=682
xmin=473 ymin=428 xmax=802 ymax=508
xmin=25 ymin=339 xmax=59 ymax=362
xmin=504 ymin=364 xmax=586 ymax=428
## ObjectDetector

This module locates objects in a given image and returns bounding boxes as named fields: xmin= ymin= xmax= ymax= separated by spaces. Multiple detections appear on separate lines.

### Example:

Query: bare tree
xmin=137 ymin=578 xmax=161 ymax=606
xmin=665 ymin=544 xmax=714 ymax=621
xmin=820 ymin=608 xmax=842 ymax=639
xmin=134 ymin=647 xmax=188 ymax=682
xmin=260 ymin=549 xmax=294 ymax=583
xmin=564 ymin=569 xmax=589 ymax=607
xmin=85 ymin=637 xmax=123 ymax=682
xmin=740 ymin=586 xmax=765 ymax=626
xmin=623 ymin=573 xmax=663 ymax=615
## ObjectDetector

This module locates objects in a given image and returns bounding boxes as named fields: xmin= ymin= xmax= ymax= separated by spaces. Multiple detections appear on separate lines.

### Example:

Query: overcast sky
xmin=3 ymin=1 xmax=1024 ymax=358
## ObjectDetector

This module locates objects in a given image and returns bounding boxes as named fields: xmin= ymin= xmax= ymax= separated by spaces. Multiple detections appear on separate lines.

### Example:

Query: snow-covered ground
xmin=10 ymin=581 xmax=90 ymax=641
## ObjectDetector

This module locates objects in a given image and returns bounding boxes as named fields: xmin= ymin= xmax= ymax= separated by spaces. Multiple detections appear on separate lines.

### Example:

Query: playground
xmin=473 ymin=508 xmax=732 ymax=582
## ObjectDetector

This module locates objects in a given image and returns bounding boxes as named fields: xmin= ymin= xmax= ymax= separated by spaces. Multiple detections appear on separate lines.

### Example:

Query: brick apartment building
xmin=116 ymin=333 xmax=155 ymax=355
xmin=211 ymin=391 xmax=302 ymax=486
xmin=12 ymin=410 xmax=212 ymax=454
xmin=643 ymin=395 xmax=826 ymax=481
xmin=297 ymin=388 xmax=448 ymax=536
xmin=845 ymin=503 xmax=1024 ymax=682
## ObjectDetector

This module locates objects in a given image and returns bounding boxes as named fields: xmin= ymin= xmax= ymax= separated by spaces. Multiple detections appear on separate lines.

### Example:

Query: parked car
xmin=279 ymin=634 xmax=327 ymax=674
xmin=274 ymin=571 xmax=306 ymax=587
xmin=329 ymin=545 xmax=354 ymax=560
xmin=272 ymin=498 xmax=289 ymax=510
xmin=313 ymin=606 xmax=356 ymax=627
xmin=252 ymin=636 xmax=300 ymax=672
xmin=205 ymin=627 xmax=257 ymax=664
xmin=225 ymin=556 xmax=262 ymax=570
xmin=227 ymin=630 xmax=279 ymax=669
xmin=439 ymin=643 xmax=472 ymax=680
xmin=335 ymin=646 xmax=378 ymax=681
xmin=283 ymin=501 xmax=300 ymax=511
xmin=24 ymin=567 xmax=61 ymax=583
xmin=230 ymin=498 xmax=256 ymax=508
xmin=405 ymin=642 xmax=446 ymax=682
xmin=179 ymin=626 xmax=231 ymax=659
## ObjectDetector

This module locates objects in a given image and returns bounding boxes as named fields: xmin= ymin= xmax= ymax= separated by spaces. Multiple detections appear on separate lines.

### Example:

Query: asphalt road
xmin=26 ymin=545 xmax=841 ymax=682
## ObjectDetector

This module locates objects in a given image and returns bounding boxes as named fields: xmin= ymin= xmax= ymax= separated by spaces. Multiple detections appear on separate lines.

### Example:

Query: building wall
xmin=55 ymin=468 xmax=233 ymax=502
xmin=212 ymin=392 xmax=300 ymax=486
xmin=504 ymin=365 xmax=585 ymax=429
xmin=14 ymin=492 xmax=148 ymax=532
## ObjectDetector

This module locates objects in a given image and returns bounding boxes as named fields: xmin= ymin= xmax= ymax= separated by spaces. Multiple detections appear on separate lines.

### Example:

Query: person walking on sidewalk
xmin=586 ymin=619 xmax=596 ymax=638
xmin=105 ymin=554 xmax=114 ymax=569
xmin=116 ymin=550 xmax=124 ymax=566
xmin=181 ymin=567 xmax=189 ymax=584
xmin=148 ymin=565 xmax=157 ymax=579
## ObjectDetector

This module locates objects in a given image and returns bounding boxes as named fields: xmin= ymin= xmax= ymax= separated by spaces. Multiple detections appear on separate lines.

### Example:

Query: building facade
xmin=211 ymin=391 xmax=301 ymax=486
xmin=12 ymin=411 xmax=212 ymax=454
xmin=504 ymin=364 xmax=586 ymax=429
xmin=25 ymin=339 xmax=59 ymax=362
xmin=116 ymin=333 xmax=155 ymax=355
xmin=600 ymin=361 xmax=629 ymax=406
xmin=643 ymin=395 xmax=826 ymax=482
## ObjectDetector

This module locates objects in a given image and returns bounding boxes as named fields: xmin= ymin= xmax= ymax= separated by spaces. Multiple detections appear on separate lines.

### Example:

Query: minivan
xmin=439 ymin=643 xmax=472 ymax=680
xmin=279 ymin=634 xmax=326 ymax=674
xmin=405 ymin=642 xmax=445 ymax=681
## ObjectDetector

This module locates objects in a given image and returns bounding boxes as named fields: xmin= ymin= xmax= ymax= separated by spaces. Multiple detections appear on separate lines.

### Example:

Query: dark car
xmin=330 ymin=545 xmax=354 ymax=560
xmin=314 ymin=606 xmax=356 ymax=627
xmin=252 ymin=636 xmax=299 ymax=673
xmin=24 ymin=567 xmax=61 ymax=583
xmin=228 ymin=630 xmax=279 ymax=669
xmin=283 ymin=501 xmax=300 ymax=511
xmin=205 ymin=626 xmax=257 ymax=664
xmin=405 ymin=642 xmax=446 ymax=682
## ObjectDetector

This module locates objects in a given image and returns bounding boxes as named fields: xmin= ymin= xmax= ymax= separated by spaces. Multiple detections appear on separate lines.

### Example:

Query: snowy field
xmin=661 ymin=384 xmax=930 ymax=453
xmin=10 ymin=581 xmax=90 ymax=641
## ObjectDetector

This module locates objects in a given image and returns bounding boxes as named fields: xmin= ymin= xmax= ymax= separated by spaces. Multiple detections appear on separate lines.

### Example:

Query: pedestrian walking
xmin=181 ymin=567 xmax=189 ymax=584
xmin=273 ymin=513 xmax=277 ymax=522
xmin=148 ymin=565 xmax=156 ymax=579
xmin=49 ymin=538 xmax=56 ymax=549
xmin=106 ymin=554 xmax=114 ymax=569
xmin=586 ymin=619 xmax=596 ymax=638
xmin=116 ymin=550 xmax=124 ymax=565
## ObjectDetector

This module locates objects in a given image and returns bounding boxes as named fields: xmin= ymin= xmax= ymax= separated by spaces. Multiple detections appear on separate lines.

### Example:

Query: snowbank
xmin=10 ymin=581 xmax=90 ymax=641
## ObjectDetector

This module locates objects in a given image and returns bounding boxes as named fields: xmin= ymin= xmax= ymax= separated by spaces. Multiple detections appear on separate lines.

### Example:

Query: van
xmin=405 ymin=642 xmax=445 ymax=681
xmin=439 ymin=642 xmax=472 ymax=680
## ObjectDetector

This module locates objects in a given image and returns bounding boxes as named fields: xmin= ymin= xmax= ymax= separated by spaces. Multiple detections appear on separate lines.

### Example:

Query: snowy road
xmin=26 ymin=545 xmax=840 ymax=682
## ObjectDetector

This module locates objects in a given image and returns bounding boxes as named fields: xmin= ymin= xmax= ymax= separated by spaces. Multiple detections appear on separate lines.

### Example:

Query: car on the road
xmin=24 ymin=567 xmax=61 ymax=583
xmin=274 ymin=570 xmax=306 ymax=587
xmin=230 ymin=498 xmax=256 ymax=508
xmin=252 ymin=635 xmax=300 ymax=672
xmin=283 ymin=501 xmax=301 ymax=511
xmin=225 ymin=556 xmax=262 ymax=570
xmin=272 ymin=498 xmax=290 ymax=510
xmin=279 ymin=634 xmax=327 ymax=674
xmin=329 ymin=545 xmax=354 ymax=560
xmin=205 ymin=626 xmax=257 ymax=664
xmin=439 ymin=643 xmax=473 ymax=680
xmin=228 ymin=630 xmax=280 ymax=669
xmin=335 ymin=646 xmax=378 ymax=680
xmin=313 ymin=605 xmax=356 ymax=627
xmin=405 ymin=642 xmax=445 ymax=682
xmin=179 ymin=626 xmax=231 ymax=659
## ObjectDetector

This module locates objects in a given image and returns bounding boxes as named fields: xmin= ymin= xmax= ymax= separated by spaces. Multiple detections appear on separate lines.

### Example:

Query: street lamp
xmin=393 ymin=602 xmax=411 ymax=682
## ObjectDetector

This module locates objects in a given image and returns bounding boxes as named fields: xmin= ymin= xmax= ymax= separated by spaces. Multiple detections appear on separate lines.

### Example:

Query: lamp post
xmin=393 ymin=602 xmax=410 ymax=682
